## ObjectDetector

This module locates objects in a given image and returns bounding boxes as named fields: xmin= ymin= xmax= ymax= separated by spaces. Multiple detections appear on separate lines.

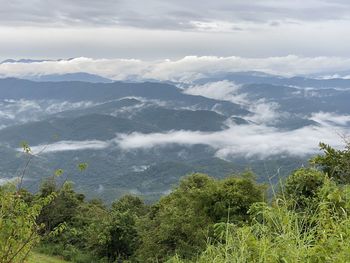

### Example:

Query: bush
xmin=282 ymin=168 xmax=326 ymax=210
xmin=171 ymin=171 xmax=350 ymax=263
xmin=136 ymin=173 xmax=265 ymax=262
xmin=311 ymin=142 xmax=350 ymax=183
xmin=0 ymin=184 xmax=56 ymax=263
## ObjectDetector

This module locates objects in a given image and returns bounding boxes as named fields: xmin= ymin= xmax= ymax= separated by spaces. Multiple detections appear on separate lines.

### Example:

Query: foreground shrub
xmin=0 ymin=185 xmax=56 ymax=263
xmin=171 ymin=174 xmax=350 ymax=263
xmin=137 ymin=172 xmax=265 ymax=262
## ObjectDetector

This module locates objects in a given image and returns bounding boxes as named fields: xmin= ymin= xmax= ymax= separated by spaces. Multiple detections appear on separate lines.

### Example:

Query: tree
xmin=311 ymin=142 xmax=350 ymax=184
xmin=136 ymin=173 xmax=265 ymax=262
xmin=85 ymin=195 xmax=148 ymax=262
xmin=206 ymin=171 xmax=266 ymax=224
xmin=0 ymin=143 xmax=60 ymax=263
xmin=38 ymin=180 xmax=81 ymax=234
xmin=282 ymin=168 xmax=326 ymax=210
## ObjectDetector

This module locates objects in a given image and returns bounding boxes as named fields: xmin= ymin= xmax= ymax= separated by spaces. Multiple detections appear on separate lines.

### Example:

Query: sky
xmin=1 ymin=0 xmax=350 ymax=61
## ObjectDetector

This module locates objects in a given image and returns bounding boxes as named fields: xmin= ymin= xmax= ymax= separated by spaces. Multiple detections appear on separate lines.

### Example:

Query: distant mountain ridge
xmin=196 ymin=71 xmax=350 ymax=88
xmin=0 ymin=58 xmax=74 ymax=64
xmin=25 ymin=72 xmax=113 ymax=83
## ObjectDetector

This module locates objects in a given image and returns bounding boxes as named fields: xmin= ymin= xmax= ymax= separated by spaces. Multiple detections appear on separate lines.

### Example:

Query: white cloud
xmin=189 ymin=21 xmax=241 ymax=32
xmin=184 ymin=81 xmax=280 ymax=124
xmin=132 ymin=165 xmax=150 ymax=172
xmin=114 ymin=122 xmax=348 ymax=159
xmin=27 ymin=140 xmax=110 ymax=154
xmin=45 ymin=101 xmax=96 ymax=114
xmin=0 ymin=99 xmax=96 ymax=126
xmin=20 ymin=111 xmax=350 ymax=159
xmin=184 ymin=80 xmax=246 ymax=103
xmin=3 ymin=56 xmax=350 ymax=82
xmin=310 ymin=112 xmax=350 ymax=126
xmin=247 ymin=100 xmax=281 ymax=124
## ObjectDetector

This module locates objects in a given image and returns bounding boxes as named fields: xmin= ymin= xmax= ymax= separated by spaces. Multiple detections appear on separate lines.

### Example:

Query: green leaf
xmin=54 ymin=169 xmax=64 ymax=177
xmin=77 ymin=162 xmax=88 ymax=172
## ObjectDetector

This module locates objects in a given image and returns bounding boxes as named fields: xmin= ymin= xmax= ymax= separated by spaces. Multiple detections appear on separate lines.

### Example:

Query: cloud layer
xmin=3 ymin=56 xmax=350 ymax=82
xmin=1 ymin=0 xmax=350 ymax=29
xmin=1 ymin=1 xmax=350 ymax=59
xmin=23 ymin=111 xmax=349 ymax=159
xmin=115 ymin=122 xmax=347 ymax=159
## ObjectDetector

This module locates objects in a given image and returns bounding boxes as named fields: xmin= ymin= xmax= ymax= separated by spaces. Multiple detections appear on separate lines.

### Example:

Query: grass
xmin=26 ymin=252 xmax=70 ymax=263
xmin=170 ymin=176 xmax=350 ymax=263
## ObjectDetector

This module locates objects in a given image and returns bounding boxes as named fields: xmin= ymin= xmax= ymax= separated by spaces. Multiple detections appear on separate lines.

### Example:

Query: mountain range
xmin=0 ymin=71 xmax=349 ymax=202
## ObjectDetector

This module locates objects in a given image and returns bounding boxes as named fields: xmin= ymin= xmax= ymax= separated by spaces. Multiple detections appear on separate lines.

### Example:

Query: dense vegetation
xmin=1 ymin=142 xmax=350 ymax=262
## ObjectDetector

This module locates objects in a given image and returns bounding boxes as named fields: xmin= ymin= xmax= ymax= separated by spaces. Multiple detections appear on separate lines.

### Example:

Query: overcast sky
xmin=1 ymin=0 xmax=350 ymax=60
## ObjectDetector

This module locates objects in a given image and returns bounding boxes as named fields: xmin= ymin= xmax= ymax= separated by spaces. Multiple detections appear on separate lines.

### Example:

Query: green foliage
xmin=206 ymin=172 xmax=265 ymax=224
xmin=171 ymin=179 xmax=350 ymax=262
xmin=37 ymin=180 xmax=106 ymax=262
xmin=311 ymin=142 xmax=350 ymax=183
xmin=77 ymin=163 xmax=88 ymax=172
xmin=54 ymin=169 xmax=64 ymax=177
xmin=0 ymin=185 xmax=55 ymax=263
xmin=85 ymin=195 xmax=148 ymax=261
xmin=4 ymin=142 xmax=350 ymax=263
xmin=38 ymin=181 xmax=81 ymax=234
xmin=28 ymin=252 xmax=70 ymax=263
xmin=283 ymin=168 xmax=326 ymax=210
xmin=136 ymin=173 xmax=265 ymax=262
xmin=37 ymin=191 xmax=148 ymax=262
xmin=20 ymin=141 xmax=32 ymax=154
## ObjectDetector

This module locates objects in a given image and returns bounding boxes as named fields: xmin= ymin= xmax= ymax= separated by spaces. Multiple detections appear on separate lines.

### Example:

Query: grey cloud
xmin=1 ymin=1 xmax=350 ymax=59
xmin=1 ymin=23 xmax=350 ymax=59
xmin=0 ymin=0 xmax=350 ymax=30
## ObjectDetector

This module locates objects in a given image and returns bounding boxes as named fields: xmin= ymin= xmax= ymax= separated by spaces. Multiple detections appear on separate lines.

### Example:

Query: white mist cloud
xmin=310 ymin=112 xmax=350 ymax=126
xmin=28 ymin=140 xmax=110 ymax=154
xmin=184 ymin=81 xmax=281 ymax=124
xmin=3 ymin=56 xmax=350 ymax=82
xmin=143 ymin=56 xmax=350 ymax=81
xmin=45 ymin=101 xmax=96 ymax=114
xmin=115 ymin=122 xmax=348 ymax=159
xmin=247 ymin=100 xmax=281 ymax=124
xmin=21 ymin=111 xmax=349 ymax=159
xmin=0 ymin=99 xmax=96 ymax=127
xmin=116 ymin=112 xmax=350 ymax=158
xmin=184 ymin=80 xmax=246 ymax=104
xmin=132 ymin=165 xmax=150 ymax=172
xmin=96 ymin=184 xmax=105 ymax=193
